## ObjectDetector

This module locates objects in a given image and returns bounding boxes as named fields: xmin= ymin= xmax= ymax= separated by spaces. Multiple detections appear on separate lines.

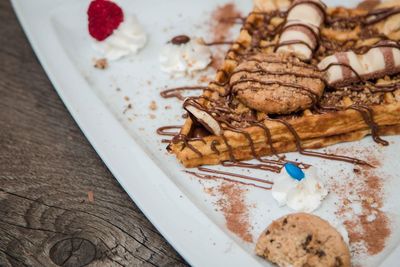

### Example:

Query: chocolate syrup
xmin=221 ymin=133 xmax=235 ymax=161
xmin=160 ymin=86 xmax=208 ymax=100
xmin=156 ymin=125 xmax=182 ymax=136
xmin=185 ymin=170 xmax=272 ymax=190
xmin=204 ymin=41 xmax=237 ymax=46
xmin=354 ymin=41 xmax=400 ymax=55
xmin=368 ymin=82 xmax=400 ymax=92
xmin=210 ymin=140 xmax=221 ymax=154
xmin=252 ymin=121 xmax=278 ymax=156
xmin=317 ymin=104 xmax=390 ymax=147
xmin=222 ymin=161 xmax=281 ymax=173
xmin=157 ymin=125 xmax=182 ymax=144
xmin=171 ymin=134 xmax=203 ymax=157
xmin=224 ymin=126 xmax=259 ymax=159
xmin=348 ymin=105 xmax=389 ymax=146
xmin=198 ymin=167 xmax=273 ymax=185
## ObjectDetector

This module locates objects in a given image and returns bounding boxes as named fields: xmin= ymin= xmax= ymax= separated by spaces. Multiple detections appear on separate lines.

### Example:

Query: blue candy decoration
xmin=284 ymin=163 xmax=305 ymax=181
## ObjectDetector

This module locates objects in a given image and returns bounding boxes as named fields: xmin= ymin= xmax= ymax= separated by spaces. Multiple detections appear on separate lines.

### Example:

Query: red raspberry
xmin=87 ymin=0 xmax=124 ymax=41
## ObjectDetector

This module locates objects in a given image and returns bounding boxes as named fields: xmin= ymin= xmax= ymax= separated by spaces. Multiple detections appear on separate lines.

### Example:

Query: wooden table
xmin=0 ymin=1 xmax=187 ymax=266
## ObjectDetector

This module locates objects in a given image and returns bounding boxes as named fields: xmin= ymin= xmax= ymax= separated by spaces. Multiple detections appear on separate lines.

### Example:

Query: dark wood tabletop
xmin=0 ymin=1 xmax=187 ymax=266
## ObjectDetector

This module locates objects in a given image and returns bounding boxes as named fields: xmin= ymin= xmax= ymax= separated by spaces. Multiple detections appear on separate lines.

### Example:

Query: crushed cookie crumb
xmin=94 ymin=58 xmax=108 ymax=69
xmin=123 ymin=104 xmax=132 ymax=114
xmin=149 ymin=101 xmax=158 ymax=111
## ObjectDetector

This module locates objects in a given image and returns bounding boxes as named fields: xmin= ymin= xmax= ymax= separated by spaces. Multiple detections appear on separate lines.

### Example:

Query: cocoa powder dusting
xmin=209 ymin=3 xmax=241 ymax=69
xmin=342 ymin=170 xmax=390 ymax=255
xmin=213 ymin=183 xmax=253 ymax=243
xmin=211 ymin=3 xmax=241 ymax=42
xmin=328 ymin=146 xmax=391 ymax=257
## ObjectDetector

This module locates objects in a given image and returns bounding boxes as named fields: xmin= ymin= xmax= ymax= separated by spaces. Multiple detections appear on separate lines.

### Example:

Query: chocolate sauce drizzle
xmin=222 ymin=161 xmax=281 ymax=173
xmin=348 ymin=105 xmax=389 ymax=146
xmin=157 ymin=125 xmax=182 ymax=143
xmin=199 ymin=167 xmax=273 ymax=185
xmin=156 ymin=125 xmax=182 ymax=136
xmin=160 ymin=86 xmax=209 ymax=100
xmin=171 ymin=134 xmax=203 ymax=157
xmin=185 ymin=167 xmax=273 ymax=190
xmin=204 ymin=41 xmax=238 ymax=46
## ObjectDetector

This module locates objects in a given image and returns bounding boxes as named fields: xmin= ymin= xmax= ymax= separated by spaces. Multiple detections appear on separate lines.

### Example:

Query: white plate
xmin=11 ymin=0 xmax=400 ymax=266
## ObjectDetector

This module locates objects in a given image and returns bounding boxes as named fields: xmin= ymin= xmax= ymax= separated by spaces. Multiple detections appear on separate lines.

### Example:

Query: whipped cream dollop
xmin=159 ymin=37 xmax=212 ymax=76
xmin=93 ymin=15 xmax=147 ymax=61
xmin=272 ymin=165 xmax=328 ymax=213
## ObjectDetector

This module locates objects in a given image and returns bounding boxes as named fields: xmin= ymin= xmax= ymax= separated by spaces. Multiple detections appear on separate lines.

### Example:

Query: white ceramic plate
xmin=11 ymin=0 xmax=400 ymax=266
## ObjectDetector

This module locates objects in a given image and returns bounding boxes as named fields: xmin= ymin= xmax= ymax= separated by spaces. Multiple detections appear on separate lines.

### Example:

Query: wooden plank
xmin=0 ymin=1 xmax=187 ymax=266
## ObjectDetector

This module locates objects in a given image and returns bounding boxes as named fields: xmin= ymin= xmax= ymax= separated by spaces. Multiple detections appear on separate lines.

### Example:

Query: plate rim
xmin=10 ymin=0 xmax=400 ymax=266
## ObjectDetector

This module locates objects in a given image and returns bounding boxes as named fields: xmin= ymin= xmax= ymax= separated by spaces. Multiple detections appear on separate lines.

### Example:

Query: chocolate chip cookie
xmin=255 ymin=213 xmax=350 ymax=267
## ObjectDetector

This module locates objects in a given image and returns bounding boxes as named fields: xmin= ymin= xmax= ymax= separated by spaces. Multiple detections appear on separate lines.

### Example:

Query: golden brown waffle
xmin=168 ymin=0 xmax=400 ymax=168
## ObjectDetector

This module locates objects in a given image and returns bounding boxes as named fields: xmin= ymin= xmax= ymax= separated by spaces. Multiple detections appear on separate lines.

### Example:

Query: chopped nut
xmin=149 ymin=101 xmax=158 ymax=111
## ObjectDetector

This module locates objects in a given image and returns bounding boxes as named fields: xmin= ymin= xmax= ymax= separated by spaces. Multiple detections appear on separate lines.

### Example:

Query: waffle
xmin=168 ymin=0 xmax=400 ymax=168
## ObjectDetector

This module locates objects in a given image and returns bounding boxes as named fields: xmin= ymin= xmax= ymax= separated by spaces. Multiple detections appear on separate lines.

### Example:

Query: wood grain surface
xmin=0 ymin=1 xmax=188 ymax=266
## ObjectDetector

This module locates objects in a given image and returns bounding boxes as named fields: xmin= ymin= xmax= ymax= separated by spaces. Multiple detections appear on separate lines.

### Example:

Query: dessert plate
xmin=11 ymin=0 xmax=400 ymax=266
